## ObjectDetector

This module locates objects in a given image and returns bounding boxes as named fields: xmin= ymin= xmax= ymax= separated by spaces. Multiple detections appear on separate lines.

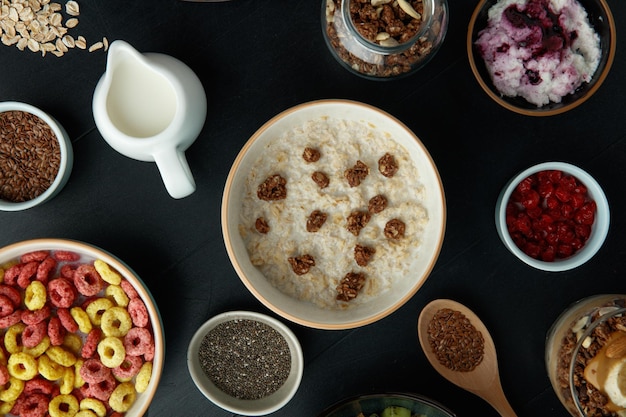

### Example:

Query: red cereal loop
xmin=120 ymin=279 xmax=139 ymax=299
xmin=24 ymin=377 xmax=55 ymax=396
xmin=20 ymin=250 xmax=49 ymax=263
xmin=82 ymin=328 xmax=102 ymax=359
xmin=88 ymin=373 xmax=117 ymax=401
xmin=48 ymin=277 xmax=77 ymax=308
xmin=3 ymin=263 xmax=22 ymax=286
xmin=123 ymin=327 xmax=153 ymax=356
xmin=143 ymin=340 xmax=155 ymax=362
xmin=22 ymin=321 xmax=47 ymax=348
xmin=113 ymin=354 xmax=143 ymax=380
xmin=128 ymin=298 xmax=149 ymax=328
xmin=0 ymin=310 xmax=22 ymax=327
xmin=80 ymin=358 xmax=111 ymax=384
xmin=57 ymin=308 xmax=79 ymax=333
xmin=48 ymin=316 xmax=66 ymax=346
xmin=0 ymin=364 xmax=9 ymax=385
xmin=14 ymin=392 xmax=49 ymax=417
xmin=60 ymin=264 xmax=76 ymax=279
xmin=36 ymin=256 xmax=57 ymax=284
xmin=73 ymin=264 xmax=104 ymax=297
xmin=53 ymin=250 xmax=80 ymax=262
xmin=22 ymin=305 xmax=51 ymax=325
xmin=17 ymin=261 xmax=39 ymax=289
xmin=0 ymin=294 xmax=15 ymax=317
xmin=0 ymin=284 xmax=21 ymax=307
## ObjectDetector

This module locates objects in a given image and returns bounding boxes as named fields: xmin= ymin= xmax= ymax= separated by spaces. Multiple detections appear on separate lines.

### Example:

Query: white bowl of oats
xmin=0 ymin=101 xmax=74 ymax=211
xmin=222 ymin=100 xmax=446 ymax=330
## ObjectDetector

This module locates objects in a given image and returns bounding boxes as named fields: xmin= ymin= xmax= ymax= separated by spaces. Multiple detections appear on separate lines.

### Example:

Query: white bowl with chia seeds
xmin=187 ymin=310 xmax=304 ymax=416
xmin=0 ymin=101 xmax=73 ymax=211
xmin=222 ymin=99 xmax=446 ymax=330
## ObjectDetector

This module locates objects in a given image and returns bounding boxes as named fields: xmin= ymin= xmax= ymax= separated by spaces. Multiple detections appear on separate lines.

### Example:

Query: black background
xmin=1 ymin=1 xmax=626 ymax=416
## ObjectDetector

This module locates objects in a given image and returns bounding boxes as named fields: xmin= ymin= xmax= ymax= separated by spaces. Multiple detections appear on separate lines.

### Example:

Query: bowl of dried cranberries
xmin=495 ymin=162 xmax=609 ymax=271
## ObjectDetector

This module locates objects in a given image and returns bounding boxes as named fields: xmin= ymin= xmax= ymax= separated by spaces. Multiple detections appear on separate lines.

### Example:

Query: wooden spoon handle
xmin=479 ymin=384 xmax=518 ymax=417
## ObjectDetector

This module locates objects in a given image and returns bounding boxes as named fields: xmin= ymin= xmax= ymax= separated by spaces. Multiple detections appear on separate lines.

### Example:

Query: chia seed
xmin=198 ymin=318 xmax=292 ymax=400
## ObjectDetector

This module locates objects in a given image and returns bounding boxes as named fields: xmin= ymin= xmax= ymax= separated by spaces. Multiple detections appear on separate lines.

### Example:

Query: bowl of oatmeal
xmin=0 ymin=238 xmax=164 ymax=417
xmin=0 ymin=101 xmax=74 ymax=211
xmin=467 ymin=0 xmax=615 ymax=116
xmin=221 ymin=100 xmax=446 ymax=330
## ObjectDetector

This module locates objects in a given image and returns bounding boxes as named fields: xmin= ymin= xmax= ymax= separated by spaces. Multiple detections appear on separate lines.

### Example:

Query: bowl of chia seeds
xmin=187 ymin=310 xmax=304 ymax=416
xmin=0 ymin=101 xmax=73 ymax=211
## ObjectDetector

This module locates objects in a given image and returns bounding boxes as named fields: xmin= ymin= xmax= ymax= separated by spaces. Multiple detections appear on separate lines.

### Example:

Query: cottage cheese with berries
xmin=475 ymin=0 xmax=601 ymax=107
xmin=239 ymin=117 xmax=430 ymax=309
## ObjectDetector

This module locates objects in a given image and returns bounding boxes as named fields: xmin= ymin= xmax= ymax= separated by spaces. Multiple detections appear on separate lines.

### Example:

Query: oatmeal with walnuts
xmin=239 ymin=116 xmax=429 ymax=309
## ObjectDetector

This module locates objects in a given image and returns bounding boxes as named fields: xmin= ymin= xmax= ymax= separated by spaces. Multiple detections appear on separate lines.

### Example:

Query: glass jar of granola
xmin=546 ymin=295 xmax=626 ymax=417
xmin=322 ymin=0 xmax=448 ymax=80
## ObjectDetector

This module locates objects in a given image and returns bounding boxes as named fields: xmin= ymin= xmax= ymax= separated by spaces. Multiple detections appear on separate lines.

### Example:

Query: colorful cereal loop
xmin=97 ymin=336 xmax=126 ymax=369
xmin=37 ymin=354 xmax=65 ymax=381
xmin=0 ymin=376 xmax=24 ymax=401
xmin=7 ymin=352 xmax=38 ymax=381
xmin=70 ymin=306 xmax=93 ymax=334
xmin=24 ymin=281 xmax=47 ymax=311
xmin=105 ymin=285 xmax=129 ymax=308
xmin=4 ymin=323 xmax=26 ymax=354
xmin=135 ymin=361 xmax=152 ymax=393
xmin=100 ymin=306 xmax=132 ymax=338
xmin=108 ymin=381 xmax=136 ymax=413
xmin=94 ymin=260 xmax=122 ymax=286
xmin=80 ymin=397 xmax=106 ymax=417
xmin=85 ymin=298 xmax=114 ymax=327
xmin=48 ymin=393 xmax=79 ymax=417
xmin=46 ymin=346 xmax=77 ymax=367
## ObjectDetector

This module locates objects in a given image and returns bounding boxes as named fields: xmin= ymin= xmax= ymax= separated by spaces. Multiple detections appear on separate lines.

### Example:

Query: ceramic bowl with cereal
xmin=222 ymin=99 xmax=446 ymax=330
xmin=467 ymin=0 xmax=616 ymax=116
xmin=316 ymin=392 xmax=456 ymax=417
xmin=0 ymin=238 xmax=164 ymax=417
xmin=0 ymin=102 xmax=74 ymax=211
xmin=495 ymin=162 xmax=610 ymax=272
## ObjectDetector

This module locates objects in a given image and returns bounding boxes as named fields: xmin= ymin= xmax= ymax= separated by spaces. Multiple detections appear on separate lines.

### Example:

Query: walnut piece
xmin=307 ymin=210 xmax=328 ymax=232
xmin=288 ymin=254 xmax=315 ymax=275
xmin=346 ymin=211 xmax=371 ymax=236
xmin=354 ymin=244 xmax=376 ymax=267
xmin=302 ymin=147 xmax=321 ymax=162
xmin=384 ymin=218 xmax=405 ymax=239
xmin=311 ymin=171 xmax=330 ymax=189
xmin=378 ymin=153 xmax=398 ymax=177
xmin=255 ymin=217 xmax=270 ymax=234
xmin=257 ymin=174 xmax=287 ymax=201
xmin=368 ymin=194 xmax=388 ymax=214
xmin=336 ymin=272 xmax=366 ymax=301
xmin=344 ymin=160 xmax=369 ymax=187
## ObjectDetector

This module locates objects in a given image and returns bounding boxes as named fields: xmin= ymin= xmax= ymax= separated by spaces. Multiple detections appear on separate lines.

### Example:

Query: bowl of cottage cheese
xmin=468 ymin=0 xmax=615 ymax=116
xmin=221 ymin=100 xmax=446 ymax=330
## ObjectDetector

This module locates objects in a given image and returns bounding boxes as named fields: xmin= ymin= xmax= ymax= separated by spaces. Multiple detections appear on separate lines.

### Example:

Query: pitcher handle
xmin=153 ymin=147 xmax=196 ymax=199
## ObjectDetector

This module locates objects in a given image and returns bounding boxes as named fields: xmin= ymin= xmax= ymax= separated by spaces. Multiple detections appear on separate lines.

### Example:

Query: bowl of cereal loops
xmin=467 ymin=0 xmax=616 ymax=116
xmin=316 ymin=392 xmax=456 ymax=417
xmin=495 ymin=162 xmax=610 ymax=272
xmin=187 ymin=310 xmax=303 ymax=415
xmin=222 ymin=99 xmax=446 ymax=330
xmin=0 ymin=102 xmax=74 ymax=211
xmin=0 ymin=238 xmax=164 ymax=417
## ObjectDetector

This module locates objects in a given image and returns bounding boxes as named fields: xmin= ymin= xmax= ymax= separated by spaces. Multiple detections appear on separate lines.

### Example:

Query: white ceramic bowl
xmin=0 ymin=238 xmax=164 ymax=416
xmin=187 ymin=310 xmax=303 ymax=416
xmin=221 ymin=99 xmax=446 ymax=330
xmin=0 ymin=102 xmax=73 ymax=211
xmin=495 ymin=162 xmax=610 ymax=272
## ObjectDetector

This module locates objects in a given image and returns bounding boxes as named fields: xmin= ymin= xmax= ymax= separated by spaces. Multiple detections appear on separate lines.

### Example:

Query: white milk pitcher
xmin=93 ymin=40 xmax=207 ymax=199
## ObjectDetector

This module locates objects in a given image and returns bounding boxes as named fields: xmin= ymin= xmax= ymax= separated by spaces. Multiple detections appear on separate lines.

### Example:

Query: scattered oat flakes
xmin=88 ymin=40 xmax=102 ymax=52
xmin=64 ymin=0 xmax=78 ymax=16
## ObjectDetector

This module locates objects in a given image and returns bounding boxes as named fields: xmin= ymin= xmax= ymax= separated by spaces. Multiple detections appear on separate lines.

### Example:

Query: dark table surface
xmin=2 ymin=1 xmax=626 ymax=416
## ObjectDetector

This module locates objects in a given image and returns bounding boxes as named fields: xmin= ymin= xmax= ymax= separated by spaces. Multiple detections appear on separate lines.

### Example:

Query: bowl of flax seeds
xmin=0 ymin=101 xmax=73 ymax=211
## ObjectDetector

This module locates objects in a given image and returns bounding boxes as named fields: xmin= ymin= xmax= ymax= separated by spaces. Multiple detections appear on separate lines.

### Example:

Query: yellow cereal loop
xmin=75 ymin=411 xmax=98 ymax=417
xmin=0 ymin=377 xmax=24 ymax=402
xmin=105 ymin=285 xmax=129 ymax=307
xmin=0 ymin=399 xmax=15 ymax=414
xmin=49 ymin=394 xmax=79 ymax=417
xmin=38 ymin=353 xmax=65 ymax=381
xmin=74 ymin=359 xmax=85 ymax=388
xmin=100 ymin=306 xmax=132 ymax=337
xmin=46 ymin=346 xmax=77 ymax=367
xmin=24 ymin=280 xmax=47 ymax=311
xmin=135 ymin=361 xmax=152 ymax=393
xmin=97 ymin=337 xmax=125 ymax=368
xmin=4 ymin=323 xmax=25 ymax=354
xmin=85 ymin=298 xmax=114 ymax=327
xmin=62 ymin=333 xmax=83 ymax=356
xmin=80 ymin=398 xmax=106 ymax=417
xmin=70 ymin=306 xmax=92 ymax=334
xmin=60 ymin=366 xmax=75 ymax=395
xmin=108 ymin=381 xmax=136 ymax=413
xmin=94 ymin=259 xmax=122 ymax=285
xmin=23 ymin=335 xmax=51 ymax=358
xmin=7 ymin=352 xmax=38 ymax=381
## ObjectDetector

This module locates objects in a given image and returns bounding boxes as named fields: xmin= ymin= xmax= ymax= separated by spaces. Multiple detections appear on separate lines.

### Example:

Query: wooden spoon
xmin=417 ymin=299 xmax=518 ymax=417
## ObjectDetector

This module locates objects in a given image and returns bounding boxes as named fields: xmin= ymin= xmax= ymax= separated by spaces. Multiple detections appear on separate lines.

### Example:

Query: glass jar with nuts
xmin=546 ymin=295 xmax=626 ymax=417
xmin=322 ymin=0 xmax=448 ymax=79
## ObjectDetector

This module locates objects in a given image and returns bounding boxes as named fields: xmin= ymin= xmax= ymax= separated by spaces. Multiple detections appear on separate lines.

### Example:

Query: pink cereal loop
xmin=53 ymin=250 xmax=80 ymax=262
xmin=81 ymin=328 xmax=102 ymax=359
xmin=36 ymin=256 xmax=57 ymax=284
xmin=22 ymin=321 xmax=47 ymax=348
xmin=112 ymin=354 xmax=143 ymax=380
xmin=47 ymin=277 xmax=77 ymax=308
xmin=17 ymin=261 xmax=39 ymax=289
xmin=128 ymin=297 xmax=149 ymax=328
xmin=47 ymin=316 xmax=66 ymax=346
xmin=88 ymin=373 xmax=117 ymax=401
xmin=24 ymin=377 xmax=55 ymax=396
xmin=120 ymin=279 xmax=139 ymax=299
xmin=22 ymin=305 xmax=51 ymax=325
xmin=0 ymin=310 xmax=22 ymax=328
xmin=0 ymin=284 xmax=21 ymax=307
xmin=57 ymin=308 xmax=79 ymax=333
xmin=3 ymin=264 xmax=22 ymax=286
xmin=0 ymin=294 xmax=15 ymax=318
xmin=73 ymin=264 xmax=104 ymax=297
xmin=20 ymin=250 xmax=49 ymax=263
xmin=80 ymin=358 xmax=111 ymax=384
xmin=123 ymin=327 xmax=153 ymax=357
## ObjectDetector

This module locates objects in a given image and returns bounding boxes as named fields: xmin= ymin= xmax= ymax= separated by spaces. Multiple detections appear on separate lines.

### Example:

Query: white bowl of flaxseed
xmin=0 ymin=101 xmax=73 ymax=211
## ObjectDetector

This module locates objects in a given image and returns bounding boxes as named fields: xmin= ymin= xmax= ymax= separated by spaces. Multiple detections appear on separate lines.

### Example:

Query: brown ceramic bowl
xmin=467 ymin=0 xmax=616 ymax=116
